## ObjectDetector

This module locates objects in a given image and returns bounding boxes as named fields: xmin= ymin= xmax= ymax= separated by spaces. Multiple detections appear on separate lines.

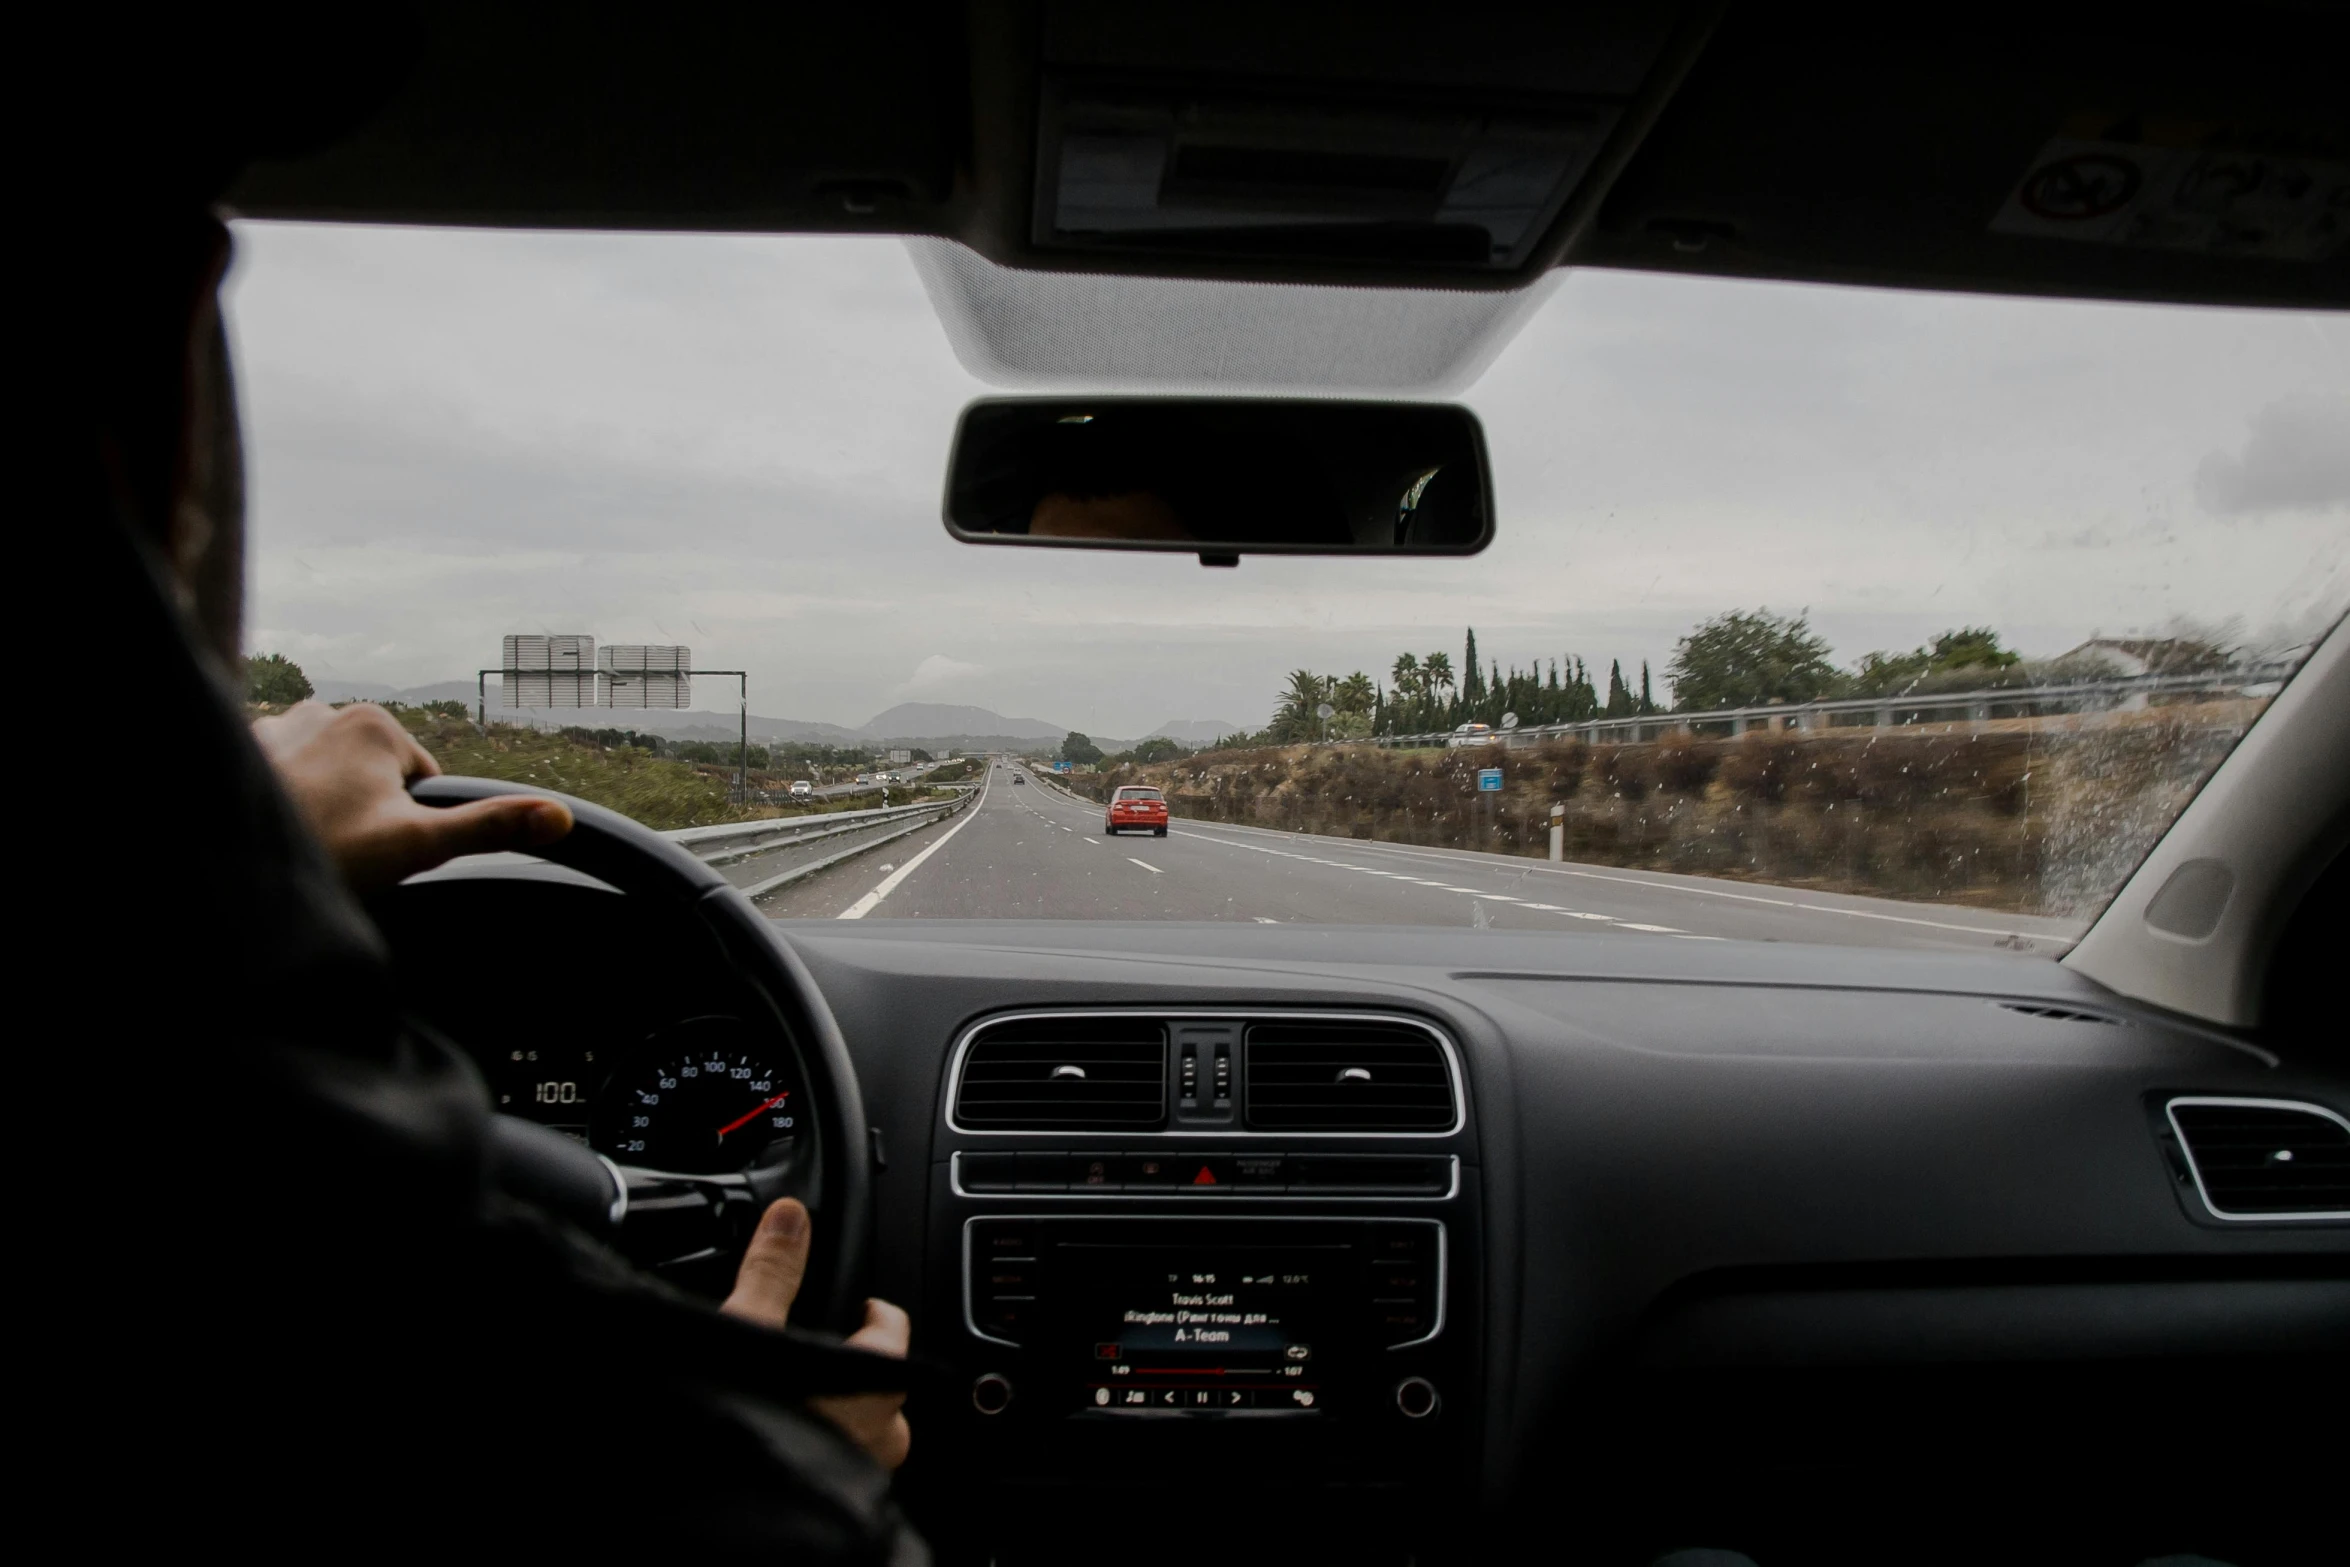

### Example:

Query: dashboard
xmin=382 ymin=868 xmax=2350 ymax=1565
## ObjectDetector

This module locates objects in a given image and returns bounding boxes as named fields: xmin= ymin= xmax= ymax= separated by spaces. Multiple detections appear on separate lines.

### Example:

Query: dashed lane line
xmin=1128 ymin=858 xmax=1164 ymax=874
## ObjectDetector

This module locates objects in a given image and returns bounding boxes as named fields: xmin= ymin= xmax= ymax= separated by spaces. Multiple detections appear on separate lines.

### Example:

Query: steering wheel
xmin=410 ymin=775 xmax=872 ymax=1329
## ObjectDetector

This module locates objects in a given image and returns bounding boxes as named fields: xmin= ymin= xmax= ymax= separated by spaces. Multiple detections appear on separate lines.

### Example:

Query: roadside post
xmin=1550 ymin=802 xmax=1565 ymax=862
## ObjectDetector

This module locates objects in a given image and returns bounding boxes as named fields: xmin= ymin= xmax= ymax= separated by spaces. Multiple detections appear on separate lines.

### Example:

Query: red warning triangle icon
xmin=1191 ymin=1165 xmax=1218 ymax=1186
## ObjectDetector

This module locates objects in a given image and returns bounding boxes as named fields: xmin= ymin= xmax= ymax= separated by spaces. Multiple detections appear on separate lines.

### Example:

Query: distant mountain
xmin=1144 ymin=718 xmax=1244 ymax=744
xmin=857 ymin=702 xmax=1068 ymax=741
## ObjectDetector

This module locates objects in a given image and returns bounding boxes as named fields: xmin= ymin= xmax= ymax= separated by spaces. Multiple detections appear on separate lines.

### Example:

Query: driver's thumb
xmin=722 ymin=1199 xmax=812 ymax=1330
xmin=415 ymin=796 xmax=574 ymax=864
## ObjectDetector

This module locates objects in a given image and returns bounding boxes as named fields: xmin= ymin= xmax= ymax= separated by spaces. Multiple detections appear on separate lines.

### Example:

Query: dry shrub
xmin=1719 ymin=735 xmax=1803 ymax=802
xmin=1531 ymin=738 xmax=1589 ymax=797
xmin=1594 ymin=744 xmax=1655 ymax=798
xmin=1653 ymin=735 xmax=1721 ymax=794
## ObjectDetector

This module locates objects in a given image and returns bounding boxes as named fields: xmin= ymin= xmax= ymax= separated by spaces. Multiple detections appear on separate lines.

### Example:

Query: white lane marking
xmin=1558 ymin=911 xmax=1615 ymax=921
xmin=1476 ymin=894 xmax=1524 ymax=903
xmin=838 ymin=766 xmax=992 ymax=919
xmin=1619 ymin=922 xmax=1685 ymax=933
xmin=1127 ymin=858 xmax=1163 ymax=874
xmin=1522 ymin=903 xmax=1566 ymax=911
xmin=1175 ymin=821 xmax=2060 ymax=941
xmin=1438 ymin=886 xmax=1485 ymax=894
xmin=1252 ymin=917 xmax=1280 ymax=924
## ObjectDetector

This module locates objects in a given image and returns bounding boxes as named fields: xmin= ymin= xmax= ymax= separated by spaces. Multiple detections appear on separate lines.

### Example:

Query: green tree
xmin=245 ymin=652 xmax=313 ymax=705
xmin=1462 ymin=629 xmax=1483 ymax=700
xmin=1125 ymin=735 xmax=1186 ymax=764
xmin=1851 ymin=625 xmax=2023 ymax=696
xmin=1333 ymin=671 xmax=1376 ymax=716
xmin=1666 ymin=609 xmax=1841 ymax=711
xmin=1604 ymin=658 xmax=1633 ymax=717
xmin=1060 ymin=731 xmax=1103 ymax=766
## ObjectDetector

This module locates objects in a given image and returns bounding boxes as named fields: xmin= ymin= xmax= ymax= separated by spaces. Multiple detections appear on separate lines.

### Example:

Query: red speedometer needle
xmin=716 ymin=1092 xmax=790 ymax=1139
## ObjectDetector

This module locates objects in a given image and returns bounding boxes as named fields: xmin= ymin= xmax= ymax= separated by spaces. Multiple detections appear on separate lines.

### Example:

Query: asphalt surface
xmin=755 ymin=765 xmax=2088 ymax=955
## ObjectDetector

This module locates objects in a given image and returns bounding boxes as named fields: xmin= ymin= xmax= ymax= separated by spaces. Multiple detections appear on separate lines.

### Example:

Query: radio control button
xmin=971 ymin=1373 xmax=1014 ymax=1415
xmin=1395 ymin=1377 xmax=1439 ymax=1419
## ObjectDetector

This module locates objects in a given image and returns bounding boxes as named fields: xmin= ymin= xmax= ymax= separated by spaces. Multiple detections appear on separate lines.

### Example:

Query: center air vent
xmin=2167 ymin=1098 xmax=2350 ymax=1220
xmin=955 ymin=1017 xmax=1167 ymax=1129
xmin=1244 ymin=1021 xmax=1456 ymax=1132
xmin=1999 ymin=1002 xmax=2121 ymax=1026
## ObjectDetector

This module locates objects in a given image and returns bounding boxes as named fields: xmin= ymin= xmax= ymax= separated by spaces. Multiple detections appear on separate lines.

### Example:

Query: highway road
xmin=755 ymin=764 xmax=2089 ymax=955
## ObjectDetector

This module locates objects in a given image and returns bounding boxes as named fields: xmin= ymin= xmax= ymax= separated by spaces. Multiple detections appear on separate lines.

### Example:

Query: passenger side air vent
xmin=1999 ymin=1002 xmax=2121 ymax=1026
xmin=955 ymin=1017 xmax=1168 ymax=1129
xmin=1244 ymin=1021 xmax=1456 ymax=1131
xmin=2167 ymin=1098 xmax=2350 ymax=1219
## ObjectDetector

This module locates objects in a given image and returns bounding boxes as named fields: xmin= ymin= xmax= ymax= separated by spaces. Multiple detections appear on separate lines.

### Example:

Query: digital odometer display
xmin=1062 ymin=1243 xmax=1348 ymax=1414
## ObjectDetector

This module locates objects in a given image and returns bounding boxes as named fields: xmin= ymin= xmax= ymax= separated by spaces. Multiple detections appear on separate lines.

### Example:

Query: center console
xmin=914 ymin=1011 xmax=1483 ymax=1558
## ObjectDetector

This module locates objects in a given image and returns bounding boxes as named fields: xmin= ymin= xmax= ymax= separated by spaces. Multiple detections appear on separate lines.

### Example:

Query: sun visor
xmin=906 ymin=238 xmax=1557 ymax=396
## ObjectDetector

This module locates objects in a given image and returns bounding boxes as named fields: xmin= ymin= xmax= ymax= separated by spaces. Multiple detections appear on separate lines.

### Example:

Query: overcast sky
xmin=226 ymin=223 xmax=2348 ymax=737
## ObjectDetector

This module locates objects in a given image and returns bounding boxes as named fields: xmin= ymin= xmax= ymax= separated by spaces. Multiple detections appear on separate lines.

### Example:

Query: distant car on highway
xmin=1012 ymin=773 xmax=1025 ymax=785
xmin=855 ymin=772 xmax=872 ymax=784
xmin=1446 ymin=723 xmax=1499 ymax=748
xmin=1105 ymin=786 xmax=1169 ymax=837
xmin=789 ymin=779 xmax=813 ymax=798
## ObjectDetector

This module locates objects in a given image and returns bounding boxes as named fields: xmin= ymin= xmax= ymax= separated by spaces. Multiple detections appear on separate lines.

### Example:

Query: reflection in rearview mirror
xmin=943 ymin=398 xmax=1493 ymax=564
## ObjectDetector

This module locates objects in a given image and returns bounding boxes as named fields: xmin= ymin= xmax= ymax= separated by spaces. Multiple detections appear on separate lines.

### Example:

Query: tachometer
xmin=589 ymin=1017 xmax=801 ymax=1174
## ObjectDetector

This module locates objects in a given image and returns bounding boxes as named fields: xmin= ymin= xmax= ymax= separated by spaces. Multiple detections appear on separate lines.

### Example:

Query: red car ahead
xmin=1105 ymin=786 xmax=1169 ymax=837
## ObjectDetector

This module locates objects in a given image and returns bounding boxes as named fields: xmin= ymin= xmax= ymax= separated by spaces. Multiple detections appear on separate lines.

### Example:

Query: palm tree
xmin=1423 ymin=651 xmax=1454 ymax=692
xmin=1390 ymin=652 xmax=1421 ymax=699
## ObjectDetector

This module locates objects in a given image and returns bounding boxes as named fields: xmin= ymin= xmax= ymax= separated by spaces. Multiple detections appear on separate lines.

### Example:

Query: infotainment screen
xmin=967 ymin=1216 xmax=1445 ymax=1418
xmin=1060 ymin=1241 xmax=1352 ymax=1413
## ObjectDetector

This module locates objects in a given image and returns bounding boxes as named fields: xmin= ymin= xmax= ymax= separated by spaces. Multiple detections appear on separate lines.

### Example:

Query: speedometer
xmin=589 ymin=1017 xmax=801 ymax=1174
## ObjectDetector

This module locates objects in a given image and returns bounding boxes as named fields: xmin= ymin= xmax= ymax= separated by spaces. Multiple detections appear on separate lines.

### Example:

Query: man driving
xmin=62 ymin=77 xmax=926 ymax=1558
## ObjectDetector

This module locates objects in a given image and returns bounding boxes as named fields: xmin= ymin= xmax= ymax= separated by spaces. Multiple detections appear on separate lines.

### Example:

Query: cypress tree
xmin=1640 ymin=660 xmax=1654 ymax=714
xmin=1463 ymin=628 xmax=1481 ymax=700
xmin=1606 ymin=658 xmax=1632 ymax=718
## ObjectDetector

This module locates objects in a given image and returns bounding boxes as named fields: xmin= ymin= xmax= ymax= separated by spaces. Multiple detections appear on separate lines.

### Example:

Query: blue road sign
xmin=1477 ymin=768 xmax=1503 ymax=792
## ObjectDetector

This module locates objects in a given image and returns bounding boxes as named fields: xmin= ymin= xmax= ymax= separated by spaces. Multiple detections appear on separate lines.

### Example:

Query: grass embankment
xmin=1070 ymin=704 xmax=2256 ymax=917
xmin=395 ymin=713 xmax=773 ymax=831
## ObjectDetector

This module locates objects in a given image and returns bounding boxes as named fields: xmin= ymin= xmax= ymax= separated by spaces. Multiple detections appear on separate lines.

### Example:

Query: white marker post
xmin=1550 ymin=802 xmax=1565 ymax=862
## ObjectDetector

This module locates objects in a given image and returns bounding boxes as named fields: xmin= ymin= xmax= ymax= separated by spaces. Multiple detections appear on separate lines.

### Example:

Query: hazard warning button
xmin=1173 ymin=1156 xmax=1236 ymax=1192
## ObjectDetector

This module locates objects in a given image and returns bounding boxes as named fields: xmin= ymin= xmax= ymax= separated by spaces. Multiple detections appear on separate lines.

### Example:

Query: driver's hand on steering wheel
xmin=723 ymin=1198 xmax=913 ymax=1471
xmin=254 ymin=701 xmax=573 ymax=893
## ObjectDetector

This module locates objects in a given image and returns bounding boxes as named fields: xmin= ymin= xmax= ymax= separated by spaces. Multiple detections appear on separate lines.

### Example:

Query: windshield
xmin=227 ymin=225 xmax=2346 ymax=955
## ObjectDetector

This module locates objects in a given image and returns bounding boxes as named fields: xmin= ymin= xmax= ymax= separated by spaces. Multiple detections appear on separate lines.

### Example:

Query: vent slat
xmin=1245 ymin=1022 xmax=1455 ymax=1131
xmin=955 ymin=1019 xmax=1167 ymax=1129
xmin=2172 ymin=1101 xmax=2350 ymax=1215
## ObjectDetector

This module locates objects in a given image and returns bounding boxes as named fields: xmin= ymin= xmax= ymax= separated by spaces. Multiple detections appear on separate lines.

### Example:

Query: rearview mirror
xmin=943 ymin=398 xmax=1493 ymax=564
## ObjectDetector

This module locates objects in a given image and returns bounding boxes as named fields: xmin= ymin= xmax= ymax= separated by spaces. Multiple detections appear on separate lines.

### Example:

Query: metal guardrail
xmin=1358 ymin=663 xmax=2298 ymax=750
xmin=662 ymin=788 xmax=975 ymax=897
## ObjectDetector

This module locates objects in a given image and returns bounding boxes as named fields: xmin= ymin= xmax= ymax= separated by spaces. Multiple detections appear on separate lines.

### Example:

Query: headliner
xmin=224 ymin=2 xmax=2348 ymax=313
